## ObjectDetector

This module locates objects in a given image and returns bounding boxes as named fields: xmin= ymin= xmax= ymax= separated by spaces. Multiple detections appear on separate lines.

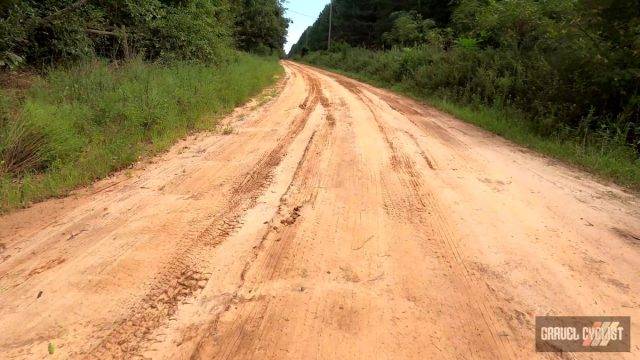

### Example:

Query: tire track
xmin=321 ymin=69 xmax=516 ymax=359
xmin=190 ymin=66 xmax=337 ymax=359
xmin=87 ymin=66 xmax=325 ymax=360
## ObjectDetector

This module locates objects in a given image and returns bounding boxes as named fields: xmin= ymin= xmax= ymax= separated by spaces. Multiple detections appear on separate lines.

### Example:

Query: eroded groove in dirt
xmin=401 ymin=129 xmax=437 ymax=170
xmin=87 ymin=69 xmax=326 ymax=360
xmin=319 ymin=68 xmax=468 ymax=150
xmin=328 ymin=73 xmax=516 ymax=358
xmin=191 ymin=69 xmax=337 ymax=359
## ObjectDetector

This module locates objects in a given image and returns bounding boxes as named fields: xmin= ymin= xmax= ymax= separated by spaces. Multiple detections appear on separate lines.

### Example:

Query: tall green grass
xmin=0 ymin=54 xmax=282 ymax=211
xmin=296 ymin=48 xmax=640 ymax=191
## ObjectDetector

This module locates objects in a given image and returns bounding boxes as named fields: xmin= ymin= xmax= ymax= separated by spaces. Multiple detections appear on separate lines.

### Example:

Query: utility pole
xmin=327 ymin=0 xmax=333 ymax=51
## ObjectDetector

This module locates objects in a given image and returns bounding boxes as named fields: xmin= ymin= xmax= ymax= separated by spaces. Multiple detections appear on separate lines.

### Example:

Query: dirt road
xmin=1 ymin=62 xmax=639 ymax=359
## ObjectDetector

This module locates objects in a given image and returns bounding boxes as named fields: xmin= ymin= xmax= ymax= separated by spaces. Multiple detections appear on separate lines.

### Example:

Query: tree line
xmin=290 ymin=0 xmax=640 ymax=154
xmin=290 ymin=0 xmax=456 ymax=54
xmin=0 ymin=0 xmax=289 ymax=69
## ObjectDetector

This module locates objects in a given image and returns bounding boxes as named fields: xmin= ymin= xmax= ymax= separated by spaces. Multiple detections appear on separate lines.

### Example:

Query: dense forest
xmin=0 ymin=0 xmax=289 ymax=68
xmin=290 ymin=0 xmax=640 ymax=187
xmin=0 ymin=0 xmax=289 ymax=210
xmin=290 ymin=0 xmax=457 ymax=53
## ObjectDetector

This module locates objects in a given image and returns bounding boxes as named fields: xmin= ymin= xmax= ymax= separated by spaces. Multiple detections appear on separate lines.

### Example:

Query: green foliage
xmin=0 ymin=54 xmax=283 ymax=211
xmin=148 ymin=0 xmax=234 ymax=62
xmin=382 ymin=11 xmax=437 ymax=47
xmin=233 ymin=0 xmax=288 ymax=56
xmin=454 ymin=37 xmax=477 ymax=50
xmin=0 ymin=0 xmax=289 ymax=67
xmin=289 ymin=0 xmax=457 ymax=54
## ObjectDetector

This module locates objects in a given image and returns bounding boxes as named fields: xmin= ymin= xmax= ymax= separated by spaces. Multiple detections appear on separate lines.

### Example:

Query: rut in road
xmin=0 ymin=62 xmax=638 ymax=360
xmin=89 ymin=68 xmax=327 ymax=359
xmin=341 ymin=79 xmax=516 ymax=358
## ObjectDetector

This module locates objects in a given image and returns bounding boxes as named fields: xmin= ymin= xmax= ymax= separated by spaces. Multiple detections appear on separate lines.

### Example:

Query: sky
xmin=284 ymin=0 xmax=331 ymax=53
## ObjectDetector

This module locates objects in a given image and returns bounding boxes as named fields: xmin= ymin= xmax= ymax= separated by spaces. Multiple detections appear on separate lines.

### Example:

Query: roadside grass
xmin=299 ymin=62 xmax=640 ymax=191
xmin=0 ymin=54 xmax=282 ymax=212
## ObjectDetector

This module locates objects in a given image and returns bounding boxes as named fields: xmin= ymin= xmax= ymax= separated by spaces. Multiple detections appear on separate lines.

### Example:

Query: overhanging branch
xmin=85 ymin=28 xmax=120 ymax=37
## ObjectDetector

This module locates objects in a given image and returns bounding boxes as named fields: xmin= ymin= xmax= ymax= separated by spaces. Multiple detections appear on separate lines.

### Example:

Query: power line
xmin=287 ymin=9 xmax=317 ymax=19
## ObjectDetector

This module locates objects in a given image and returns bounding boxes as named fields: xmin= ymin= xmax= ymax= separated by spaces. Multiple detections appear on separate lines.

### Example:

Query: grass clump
xmin=221 ymin=124 xmax=234 ymax=135
xmin=0 ymin=54 xmax=282 ymax=211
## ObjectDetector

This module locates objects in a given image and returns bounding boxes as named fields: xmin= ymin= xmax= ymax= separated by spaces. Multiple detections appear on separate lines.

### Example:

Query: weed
xmin=221 ymin=124 xmax=234 ymax=135
xmin=0 ymin=54 xmax=283 ymax=212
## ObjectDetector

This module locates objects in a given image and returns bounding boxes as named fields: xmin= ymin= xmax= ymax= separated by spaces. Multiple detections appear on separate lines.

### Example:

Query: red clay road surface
xmin=0 ymin=62 xmax=639 ymax=359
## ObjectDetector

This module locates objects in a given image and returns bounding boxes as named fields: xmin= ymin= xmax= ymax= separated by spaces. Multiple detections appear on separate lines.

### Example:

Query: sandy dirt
xmin=0 ymin=62 xmax=639 ymax=359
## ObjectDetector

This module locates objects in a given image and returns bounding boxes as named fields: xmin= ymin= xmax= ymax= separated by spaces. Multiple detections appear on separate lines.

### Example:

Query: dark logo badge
xmin=536 ymin=316 xmax=631 ymax=352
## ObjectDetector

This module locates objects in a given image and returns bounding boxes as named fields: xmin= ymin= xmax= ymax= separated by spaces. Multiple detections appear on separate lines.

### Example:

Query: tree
xmin=233 ymin=0 xmax=289 ymax=55
xmin=382 ymin=11 xmax=436 ymax=47
xmin=0 ymin=0 xmax=289 ymax=68
xmin=288 ymin=0 xmax=458 ymax=56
